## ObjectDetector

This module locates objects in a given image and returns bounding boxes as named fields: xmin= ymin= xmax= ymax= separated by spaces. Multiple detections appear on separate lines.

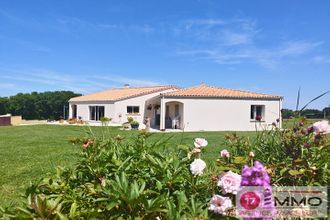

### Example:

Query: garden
xmin=0 ymin=119 xmax=329 ymax=219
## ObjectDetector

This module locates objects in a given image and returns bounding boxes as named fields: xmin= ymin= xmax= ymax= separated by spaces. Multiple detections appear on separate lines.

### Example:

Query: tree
xmin=281 ymin=109 xmax=295 ymax=119
xmin=0 ymin=97 xmax=9 ymax=115
xmin=323 ymin=106 xmax=330 ymax=119
xmin=1 ymin=91 xmax=81 ymax=120
xmin=300 ymin=109 xmax=323 ymax=118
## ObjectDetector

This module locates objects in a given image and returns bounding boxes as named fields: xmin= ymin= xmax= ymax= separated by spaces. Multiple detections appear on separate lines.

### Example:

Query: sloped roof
xmin=70 ymin=85 xmax=177 ymax=102
xmin=163 ymin=84 xmax=282 ymax=100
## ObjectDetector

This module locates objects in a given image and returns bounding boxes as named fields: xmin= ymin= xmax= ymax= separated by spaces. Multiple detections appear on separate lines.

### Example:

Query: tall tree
xmin=1 ymin=91 xmax=81 ymax=120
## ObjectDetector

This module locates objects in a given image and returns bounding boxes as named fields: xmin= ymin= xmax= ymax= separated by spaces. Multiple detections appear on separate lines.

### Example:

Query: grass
xmin=0 ymin=119 xmax=324 ymax=206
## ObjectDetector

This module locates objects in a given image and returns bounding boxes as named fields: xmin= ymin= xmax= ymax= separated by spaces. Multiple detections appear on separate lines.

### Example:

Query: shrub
xmin=127 ymin=116 xmax=134 ymax=124
xmin=1 ymin=119 xmax=329 ymax=219
xmin=1 ymin=133 xmax=215 ymax=219
xmin=221 ymin=118 xmax=329 ymax=186
xmin=130 ymin=120 xmax=139 ymax=126
xmin=100 ymin=117 xmax=112 ymax=126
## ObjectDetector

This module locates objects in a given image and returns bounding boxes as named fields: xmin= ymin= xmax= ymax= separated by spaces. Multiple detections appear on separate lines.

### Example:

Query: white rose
xmin=217 ymin=171 xmax=242 ymax=195
xmin=313 ymin=120 xmax=330 ymax=134
xmin=190 ymin=158 xmax=206 ymax=176
xmin=209 ymin=195 xmax=233 ymax=214
xmin=194 ymin=138 xmax=208 ymax=148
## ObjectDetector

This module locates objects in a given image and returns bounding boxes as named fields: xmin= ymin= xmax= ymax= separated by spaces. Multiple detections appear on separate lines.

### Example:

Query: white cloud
xmin=221 ymin=30 xmax=252 ymax=45
xmin=312 ymin=56 xmax=330 ymax=64
xmin=174 ymin=16 xmax=326 ymax=69
xmin=184 ymin=19 xmax=226 ymax=29
xmin=0 ymin=67 xmax=163 ymax=94
xmin=279 ymin=41 xmax=323 ymax=57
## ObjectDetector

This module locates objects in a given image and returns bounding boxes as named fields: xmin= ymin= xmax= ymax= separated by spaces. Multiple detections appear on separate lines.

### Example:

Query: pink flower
xmin=190 ymin=159 xmax=206 ymax=176
xmin=312 ymin=120 xmax=330 ymax=134
xmin=220 ymin=149 xmax=230 ymax=158
xmin=82 ymin=139 xmax=93 ymax=149
xmin=209 ymin=195 xmax=232 ymax=214
xmin=217 ymin=171 xmax=241 ymax=195
xmin=194 ymin=138 xmax=208 ymax=148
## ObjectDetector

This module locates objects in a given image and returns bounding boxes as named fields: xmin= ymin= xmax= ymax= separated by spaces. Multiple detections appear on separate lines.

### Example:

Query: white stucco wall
xmin=69 ymin=88 xmax=177 ymax=124
xmin=163 ymin=97 xmax=282 ymax=131
xmin=113 ymin=88 xmax=176 ymax=125
xmin=68 ymin=101 xmax=115 ymax=121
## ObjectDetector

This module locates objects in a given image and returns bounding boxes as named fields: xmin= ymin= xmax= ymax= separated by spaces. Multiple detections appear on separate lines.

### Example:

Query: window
xmin=250 ymin=105 xmax=265 ymax=120
xmin=71 ymin=104 xmax=77 ymax=119
xmin=175 ymin=104 xmax=180 ymax=117
xmin=127 ymin=106 xmax=140 ymax=114
xmin=89 ymin=106 xmax=105 ymax=121
xmin=165 ymin=105 xmax=169 ymax=117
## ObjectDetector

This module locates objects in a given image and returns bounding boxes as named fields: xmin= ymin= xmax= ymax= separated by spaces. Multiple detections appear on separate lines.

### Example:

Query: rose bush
xmin=1 ymin=119 xmax=329 ymax=219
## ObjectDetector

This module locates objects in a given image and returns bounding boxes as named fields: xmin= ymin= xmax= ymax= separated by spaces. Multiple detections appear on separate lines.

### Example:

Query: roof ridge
xmin=173 ymin=84 xmax=278 ymax=97
xmin=164 ymin=84 xmax=282 ymax=99
xmin=204 ymin=84 xmax=278 ymax=97
xmin=69 ymin=85 xmax=179 ymax=102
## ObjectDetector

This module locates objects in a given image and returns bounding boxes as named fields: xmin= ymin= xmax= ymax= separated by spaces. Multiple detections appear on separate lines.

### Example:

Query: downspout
xmin=279 ymin=98 xmax=282 ymax=129
xmin=160 ymin=93 xmax=165 ymax=131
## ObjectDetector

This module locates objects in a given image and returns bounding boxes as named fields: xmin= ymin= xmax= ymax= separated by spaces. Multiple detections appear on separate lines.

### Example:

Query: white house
xmin=69 ymin=84 xmax=283 ymax=131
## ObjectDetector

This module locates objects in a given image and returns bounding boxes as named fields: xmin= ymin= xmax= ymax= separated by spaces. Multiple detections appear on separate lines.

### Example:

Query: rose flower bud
xmin=191 ymin=148 xmax=202 ymax=154
xmin=220 ymin=149 xmax=230 ymax=158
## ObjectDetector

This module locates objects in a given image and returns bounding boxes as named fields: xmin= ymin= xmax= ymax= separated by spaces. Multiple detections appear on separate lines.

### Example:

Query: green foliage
xmin=127 ymin=116 xmax=134 ymax=123
xmin=222 ymin=119 xmax=329 ymax=186
xmin=100 ymin=117 xmax=112 ymax=126
xmin=1 ymin=120 xmax=329 ymax=218
xmin=130 ymin=120 xmax=139 ymax=126
xmin=0 ymin=91 xmax=81 ymax=120
xmin=282 ymin=108 xmax=326 ymax=119
xmin=1 ymin=132 xmax=215 ymax=219
xmin=281 ymin=108 xmax=295 ymax=119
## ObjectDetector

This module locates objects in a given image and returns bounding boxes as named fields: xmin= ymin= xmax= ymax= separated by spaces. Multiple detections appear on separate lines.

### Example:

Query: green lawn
xmin=0 ymin=119 xmax=324 ymax=206
xmin=0 ymin=125 xmax=255 ymax=207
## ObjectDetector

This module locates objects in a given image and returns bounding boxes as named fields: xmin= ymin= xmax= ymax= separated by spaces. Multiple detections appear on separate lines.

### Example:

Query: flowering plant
xmin=1 ymin=120 xmax=329 ymax=219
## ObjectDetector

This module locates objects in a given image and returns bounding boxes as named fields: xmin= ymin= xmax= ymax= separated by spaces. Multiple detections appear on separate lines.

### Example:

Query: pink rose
xmin=217 ymin=171 xmax=241 ymax=195
xmin=190 ymin=159 xmax=206 ymax=176
xmin=312 ymin=120 xmax=330 ymax=134
xmin=194 ymin=138 xmax=208 ymax=148
xmin=220 ymin=149 xmax=230 ymax=158
xmin=209 ymin=195 xmax=232 ymax=214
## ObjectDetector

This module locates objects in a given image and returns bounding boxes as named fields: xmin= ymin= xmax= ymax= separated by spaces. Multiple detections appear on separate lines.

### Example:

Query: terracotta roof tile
xmin=70 ymin=85 xmax=177 ymax=102
xmin=163 ymin=85 xmax=282 ymax=99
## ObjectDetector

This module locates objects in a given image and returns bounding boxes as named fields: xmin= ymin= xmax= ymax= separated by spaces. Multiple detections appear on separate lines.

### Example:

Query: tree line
xmin=282 ymin=108 xmax=330 ymax=119
xmin=0 ymin=91 xmax=81 ymax=120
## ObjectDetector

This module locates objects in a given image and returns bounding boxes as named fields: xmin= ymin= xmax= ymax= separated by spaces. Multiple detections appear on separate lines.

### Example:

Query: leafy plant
xmin=1 ymin=132 xmax=215 ymax=219
xmin=130 ymin=120 xmax=139 ymax=126
xmin=127 ymin=116 xmax=134 ymax=124
xmin=1 ymin=119 xmax=329 ymax=219
xmin=221 ymin=119 xmax=329 ymax=186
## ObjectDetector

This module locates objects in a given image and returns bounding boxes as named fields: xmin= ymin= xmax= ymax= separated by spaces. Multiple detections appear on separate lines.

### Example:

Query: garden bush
xmin=1 ymin=119 xmax=329 ymax=219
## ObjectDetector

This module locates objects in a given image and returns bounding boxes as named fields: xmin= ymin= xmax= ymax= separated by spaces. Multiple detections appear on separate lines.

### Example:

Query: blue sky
xmin=0 ymin=0 xmax=329 ymax=109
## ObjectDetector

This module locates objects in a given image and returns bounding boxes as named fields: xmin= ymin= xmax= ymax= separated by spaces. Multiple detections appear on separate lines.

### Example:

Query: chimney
xmin=124 ymin=84 xmax=130 ymax=88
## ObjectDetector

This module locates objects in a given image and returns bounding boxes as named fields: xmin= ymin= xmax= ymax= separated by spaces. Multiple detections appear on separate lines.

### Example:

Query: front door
xmin=155 ymin=108 xmax=160 ymax=126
